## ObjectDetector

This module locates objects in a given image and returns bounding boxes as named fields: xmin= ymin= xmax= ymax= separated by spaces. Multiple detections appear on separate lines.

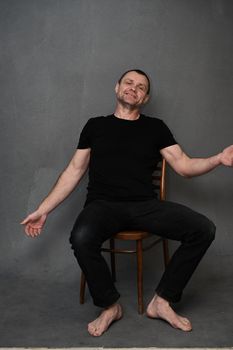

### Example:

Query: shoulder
xmin=141 ymin=115 xmax=176 ymax=141
xmin=89 ymin=115 xmax=106 ymax=121
xmin=85 ymin=115 xmax=110 ymax=125
xmin=141 ymin=114 xmax=168 ymax=126
xmin=80 ymin=116 xmax=106 ymax=131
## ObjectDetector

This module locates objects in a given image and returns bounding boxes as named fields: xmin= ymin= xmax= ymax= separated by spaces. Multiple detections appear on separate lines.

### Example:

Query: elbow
xmin=64 ymin=165 xmax=86 ymax=182
xmin=183 ymin=173 xmax=193 ymax=179
xmin=177 ymin=168 xmax=193 ymax=179
xmin=72 ymin=166 xmax=88 ymax=180
xmin=176 ymin=159 xmax=193 ymax=178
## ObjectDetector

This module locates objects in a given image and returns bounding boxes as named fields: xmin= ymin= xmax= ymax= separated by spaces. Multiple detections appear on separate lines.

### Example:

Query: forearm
xmin=37 ymin=166 xmax=86 ymax=215
xmin=183 ymin=153 xmax=222 ymax=177
xmin=161 ymin=144 xmax=223 ymax=178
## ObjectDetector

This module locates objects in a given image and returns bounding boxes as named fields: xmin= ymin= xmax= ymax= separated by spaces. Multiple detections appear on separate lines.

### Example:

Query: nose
xmin=131 ymin=85 xmax=136 ymax=91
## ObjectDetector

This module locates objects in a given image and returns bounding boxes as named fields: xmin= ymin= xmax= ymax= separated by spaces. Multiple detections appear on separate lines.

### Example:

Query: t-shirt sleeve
xmin=158 ymin=120 xmax=177 ymax=150
xmin=77 ymin=118 xmax=93 ymax=149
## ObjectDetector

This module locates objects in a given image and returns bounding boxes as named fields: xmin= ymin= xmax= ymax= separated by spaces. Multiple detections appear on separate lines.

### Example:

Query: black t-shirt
xmin=77 ymin=114 xmax=177 ymax=205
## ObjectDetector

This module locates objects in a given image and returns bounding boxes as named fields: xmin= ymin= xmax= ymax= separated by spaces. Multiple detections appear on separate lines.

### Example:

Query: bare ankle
xmin=155 ymin=295 xmax=169 ymax=305
xmin=106 ymin=302 xmax=120 ymax=310
xmin=149 ymin=294 xmax=169 ymax=306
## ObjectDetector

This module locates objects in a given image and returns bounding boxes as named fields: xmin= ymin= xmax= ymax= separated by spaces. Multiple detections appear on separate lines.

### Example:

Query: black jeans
xmin=69 ymin=199 xmax=216 ymax=307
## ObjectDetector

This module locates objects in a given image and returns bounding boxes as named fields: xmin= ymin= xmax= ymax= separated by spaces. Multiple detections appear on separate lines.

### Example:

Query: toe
xmin=87 ymin=323 xmax=96 ymax=335
xmin=179 ymin=317 xmax=192 ymax=329
xmin=182 ymin=317 xmax=190 ymax=323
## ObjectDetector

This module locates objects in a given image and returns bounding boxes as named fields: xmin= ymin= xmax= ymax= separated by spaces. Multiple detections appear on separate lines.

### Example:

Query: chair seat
xmin=114 ymin=230 xmax=151 ymax=240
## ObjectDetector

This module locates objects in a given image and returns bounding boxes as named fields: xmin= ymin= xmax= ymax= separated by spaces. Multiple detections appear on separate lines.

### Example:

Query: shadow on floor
xmin=0 ymin=255 xmax=233 ymax=348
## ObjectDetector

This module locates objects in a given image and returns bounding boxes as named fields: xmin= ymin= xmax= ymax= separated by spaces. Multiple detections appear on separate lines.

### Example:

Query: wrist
xmin=37 ymin=205 xmax=49 ymax=216
xmin=211 ymin=153 xmax=222 ymax=167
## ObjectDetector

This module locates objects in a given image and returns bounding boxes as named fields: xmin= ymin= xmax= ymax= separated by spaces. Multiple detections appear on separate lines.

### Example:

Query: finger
xmin=31 ymin=228 xmax=37 ymax=236
xmin=28 ymin=226 xmax=35 ymax=236
xmin=25 ymin=225 xmax=31 ymax=236
xmin=25 ymin=230 xmax=33 ymax=237
xmin=21 ymin=213 xmax=39 ymax=225
xmin=33 ymin=227 xmax=42 ymax=237
xmin=25 ymin=225 xmax=36 ymax=237
xmin=25 ymin=230 xmax=30 ymax=237
xmin=33 ymin=224 xmax=42 ymax=229
xmin=33 ymin=228 xmax=40 ymax=236
xmin=21 ymin=218 xmax=30 ymax=225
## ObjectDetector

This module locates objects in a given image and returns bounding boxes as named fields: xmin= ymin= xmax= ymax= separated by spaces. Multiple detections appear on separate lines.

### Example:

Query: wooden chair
xmin=79 ymin=159 xmax=169 ymax=314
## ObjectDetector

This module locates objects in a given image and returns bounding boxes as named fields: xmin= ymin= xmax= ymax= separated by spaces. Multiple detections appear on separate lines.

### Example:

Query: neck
xmin=114 ymin=104 xmax=141 ymax=121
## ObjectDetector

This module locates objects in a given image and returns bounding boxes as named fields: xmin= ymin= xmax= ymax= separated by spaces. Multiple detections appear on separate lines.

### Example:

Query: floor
xmin=1 ymin=255 xmax=233 ymax=348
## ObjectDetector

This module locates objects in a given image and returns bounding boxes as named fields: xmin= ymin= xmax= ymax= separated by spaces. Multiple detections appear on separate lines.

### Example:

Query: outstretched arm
xmin=21 ymin=148 xmax=91 ymax=237
xmin=160 ymin=144 xmax=233 ymax=178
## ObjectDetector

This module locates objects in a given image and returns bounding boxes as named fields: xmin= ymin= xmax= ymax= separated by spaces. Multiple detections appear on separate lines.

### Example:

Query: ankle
xmin=104 ymin=303 xmax=122 ymax=316
xmin=154 ymin=295 xmax=169 ymax=306
xmin=106 ymin=302 xmax=120 ymax=310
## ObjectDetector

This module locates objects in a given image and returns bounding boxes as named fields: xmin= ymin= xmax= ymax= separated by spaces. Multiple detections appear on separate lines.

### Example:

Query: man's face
xmin=115 ymin=71 xmax=150 ymax=108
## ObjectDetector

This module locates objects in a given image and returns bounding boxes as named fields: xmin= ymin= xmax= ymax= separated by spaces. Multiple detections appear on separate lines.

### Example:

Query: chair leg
xmin=110 ymin=238 xmax=116 ymax=282
xmin=80 ymin=270 xmax=86 ymax=304
xmin=162 ymin=239 xmax=170 ymax=267
xmin=136 ymin=239 xmax=143 ymax=314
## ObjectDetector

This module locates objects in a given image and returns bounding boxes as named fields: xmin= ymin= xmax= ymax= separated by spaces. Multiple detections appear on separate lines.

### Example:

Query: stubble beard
xmin=117 ymin=95 xmax=140 ymax=111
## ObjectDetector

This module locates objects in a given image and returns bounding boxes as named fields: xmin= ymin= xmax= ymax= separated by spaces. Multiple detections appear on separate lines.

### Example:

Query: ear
xmin=143 ymin=94 xmax=150 ymax=105
xmin=115 ymin=82 xmax=119 ymax=94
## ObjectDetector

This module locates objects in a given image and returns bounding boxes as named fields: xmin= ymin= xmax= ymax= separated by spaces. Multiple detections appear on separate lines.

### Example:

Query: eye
xmin=139 ymin=86 xmax=146 ymax=92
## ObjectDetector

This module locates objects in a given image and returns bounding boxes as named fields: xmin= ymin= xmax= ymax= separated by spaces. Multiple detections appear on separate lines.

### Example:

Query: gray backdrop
xmin=1 ymin=0 xmax=233 ymax=282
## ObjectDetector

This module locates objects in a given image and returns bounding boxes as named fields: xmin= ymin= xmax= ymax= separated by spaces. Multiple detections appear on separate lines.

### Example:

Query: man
xmin=21 ymin=69 xmax=233 ymax=337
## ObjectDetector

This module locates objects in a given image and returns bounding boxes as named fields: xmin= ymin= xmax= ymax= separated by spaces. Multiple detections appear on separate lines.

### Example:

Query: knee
xmin=200 ymin=217 xmax=216 ymax=243
xmin=186 ymin=216 xmax=216 ymax=245
xmin=69 ymin=223 xmax=94 ymax=253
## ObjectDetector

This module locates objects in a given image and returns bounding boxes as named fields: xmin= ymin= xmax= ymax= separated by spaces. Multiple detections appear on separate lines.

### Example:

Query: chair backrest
xmin=152 ymin=158 xmax=166 ymax=201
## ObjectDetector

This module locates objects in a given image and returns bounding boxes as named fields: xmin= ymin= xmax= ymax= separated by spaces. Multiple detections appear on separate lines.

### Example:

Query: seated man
xmin=21 ymin=69 xmax=233 ymax=336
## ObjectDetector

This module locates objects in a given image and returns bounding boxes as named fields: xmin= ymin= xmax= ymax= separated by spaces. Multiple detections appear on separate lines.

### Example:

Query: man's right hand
xmin=20 ymin=149 xmax=91 ymax=238
xmin=21 ymin=210 xmax=47 ymax=238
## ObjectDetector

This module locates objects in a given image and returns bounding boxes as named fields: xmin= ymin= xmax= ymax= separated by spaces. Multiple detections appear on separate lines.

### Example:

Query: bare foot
xmin=146 ymin=295 xmax=192 ymax=332
xmin=88 ymin=303 xmax=122 ymax=336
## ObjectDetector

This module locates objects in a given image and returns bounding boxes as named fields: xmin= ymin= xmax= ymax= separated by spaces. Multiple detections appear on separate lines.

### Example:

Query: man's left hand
xmin=219 ymin=145 xmax=233 ymax=167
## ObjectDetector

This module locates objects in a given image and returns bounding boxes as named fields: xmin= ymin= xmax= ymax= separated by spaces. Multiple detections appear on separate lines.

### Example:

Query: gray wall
xmin=1 ymin=0 xmax=233 ymax=280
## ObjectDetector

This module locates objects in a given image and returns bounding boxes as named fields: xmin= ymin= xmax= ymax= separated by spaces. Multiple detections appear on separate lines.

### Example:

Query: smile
xmin=125 ymin=92 xmax=136 ymax=98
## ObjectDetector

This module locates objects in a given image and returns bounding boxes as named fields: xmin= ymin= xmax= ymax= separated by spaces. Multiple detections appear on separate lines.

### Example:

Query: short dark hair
xmin=118 ymin=69 xmax=151 ymax=94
